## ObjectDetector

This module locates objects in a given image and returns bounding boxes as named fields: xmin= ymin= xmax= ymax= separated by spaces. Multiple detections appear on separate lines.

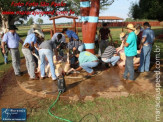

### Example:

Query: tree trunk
xmin=0 ymin=13 xmax=9 ymax=32
xmin=80 ymin=0 xmax=100 ymax=54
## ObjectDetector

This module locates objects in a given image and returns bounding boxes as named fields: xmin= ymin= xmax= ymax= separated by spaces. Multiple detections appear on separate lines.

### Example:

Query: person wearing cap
xmin=22 ymin=30 xmax=41 ymax=80
xmin=74 ymin=44 xmax=99 ymax=76
xmin=2 ymin=25 xmax=24 ymax=76
xmin=122 ymin=24 xmax=137 ymax=82
xmin=134 ymin=24 xmax=143 ymax=50
xmin=98 ymin=23 xmax=113 ymax=56
xmin=39 ymin=40 xmax=58 ymax=81
xmin=138 ymin=22 xmax=155 ymax=73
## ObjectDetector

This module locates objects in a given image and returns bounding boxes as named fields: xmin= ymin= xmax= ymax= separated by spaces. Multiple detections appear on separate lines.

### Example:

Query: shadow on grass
xmin=0 ymin=60 xmax=12 ymax=66
xmin=19 ymin=33 xmax=27 ymax=38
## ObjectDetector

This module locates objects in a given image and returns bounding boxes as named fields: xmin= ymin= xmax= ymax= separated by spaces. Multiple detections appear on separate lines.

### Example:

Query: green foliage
xmin=0 ymin=0 xmax=115 ymax=25
xmin=26 ymin=95 xmax=157 ymax=121
xmin=125 ymin=18 xmax=134 ymax=22
xmin=26 ymin=17 xmax=34 ymax=25
xmin=130 ymin=0 xmax=163 ymax=21
xmin=37 ymin=18 xmax=43 ymax=24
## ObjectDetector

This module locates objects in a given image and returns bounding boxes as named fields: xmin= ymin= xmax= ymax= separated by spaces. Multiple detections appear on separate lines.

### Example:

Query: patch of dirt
xmin=0 ymin=67 xmax=43 ymax=117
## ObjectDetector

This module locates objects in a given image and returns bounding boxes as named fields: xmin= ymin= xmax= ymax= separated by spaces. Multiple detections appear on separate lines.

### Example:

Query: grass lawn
xmin=0 ymin=25 xmax=163 ymax=121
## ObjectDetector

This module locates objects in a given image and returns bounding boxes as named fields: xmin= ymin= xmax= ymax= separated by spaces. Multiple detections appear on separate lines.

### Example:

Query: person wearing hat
xmin=2 ymin=25 xmax=24 ymax=76
xmin=134 ymin=24 xmax=143 ymax=50
xmin=22 ymin=30 xmax=41 ymax=80
xmin=138 ymin=22 xmax=155 ymax=73
xmin=28 ymin=24 xmax=43 ymax=35
xmin=122 ymin=24 xmax=137 ymax=82
xmin=74 ymin=44 xmax=99 ymax=76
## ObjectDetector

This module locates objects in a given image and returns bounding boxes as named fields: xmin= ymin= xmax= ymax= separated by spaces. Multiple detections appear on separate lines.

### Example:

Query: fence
xmin=76 ymin=21 xmax=160 ymax=27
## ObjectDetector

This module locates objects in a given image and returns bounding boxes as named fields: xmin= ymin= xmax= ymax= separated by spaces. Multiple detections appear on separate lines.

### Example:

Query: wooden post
xmin=53 ymin=19 xmax=56 ymax=34
xmin=50 ymin=29 xmax=53 ymax=37
xmin=73 ymin=19 xmax=76 ymax=33
xmin=80 ymin=0 xmax=100 ymax=54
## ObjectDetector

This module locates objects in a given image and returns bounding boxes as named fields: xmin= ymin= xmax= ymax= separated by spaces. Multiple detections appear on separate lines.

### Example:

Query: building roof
xmin=99 ymin=16 xmax=123 ymax=20
xmin=50 ymin=15 xmax=78 ymax=20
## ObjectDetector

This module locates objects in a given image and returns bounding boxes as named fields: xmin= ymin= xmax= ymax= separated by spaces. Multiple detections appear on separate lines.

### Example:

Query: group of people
xmin=0 ymin=24 xmax=83 ymax=81
xmin=94 ymin=22 xmax=155 ymax=82
xmin=119 ymin=22 xmax=155 ymax=82
xmin=0 ymin=21 xmax=155 ymax=83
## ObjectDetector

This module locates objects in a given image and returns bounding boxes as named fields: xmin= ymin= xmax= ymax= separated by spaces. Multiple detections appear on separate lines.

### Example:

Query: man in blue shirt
xmin=22 ymin=30 xmax=41 ymax=80
xmin=62 ymin=28 xmax=79 ymax=42
xmin=2 ymin=25 xmax=24 ymax=76
xmin=123 ymin=24 xmax=137 ymax=82
xmin=138 ymin=22 xmax=155 ymax=72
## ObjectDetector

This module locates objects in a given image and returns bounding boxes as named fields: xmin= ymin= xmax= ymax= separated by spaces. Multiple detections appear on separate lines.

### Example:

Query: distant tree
xmin=129 ymin=0 xmax=163 ymax=21
xmin=125 ymin=18 xmax=134 ymax=22
xmin=27 ymin=17 xmax=34 ymax=25
xmin=37 ymin=18 xmax=43 ymax=24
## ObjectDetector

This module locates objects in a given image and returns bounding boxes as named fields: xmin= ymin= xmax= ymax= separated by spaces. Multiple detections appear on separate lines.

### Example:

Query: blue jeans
xmin=1 ymin=48 xmax=8 ymax=64
xmin=3 ymin=54 xmax=8 ymax=64
xmin=139 ymin=45 xmax=152 ymax=72
xmin=123 ymin=56 xmax=134 ymax=80
xmin=39 ymin=49 xmax=57 ymax=79
xmin=80 ymin=61 xmax=99 ymax=73
xmin=102 ymin=56 xmax=120 ymax=66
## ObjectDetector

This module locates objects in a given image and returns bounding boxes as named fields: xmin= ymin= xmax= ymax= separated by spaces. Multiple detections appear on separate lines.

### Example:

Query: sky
xmin=29 ymin=0 xmax=139 ymax=24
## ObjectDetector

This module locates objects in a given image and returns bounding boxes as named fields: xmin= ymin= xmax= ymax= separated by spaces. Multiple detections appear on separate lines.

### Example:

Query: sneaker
xmin=52 ymin=78 xmax=58 ymax=81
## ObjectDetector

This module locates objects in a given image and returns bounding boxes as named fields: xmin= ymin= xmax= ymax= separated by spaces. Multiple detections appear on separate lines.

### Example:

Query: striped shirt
xmin=101 ymin=46 xmax=117 ymax=59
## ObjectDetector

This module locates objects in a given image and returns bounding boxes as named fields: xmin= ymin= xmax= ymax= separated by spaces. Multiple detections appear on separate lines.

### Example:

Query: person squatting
xmin=0 ymin=22 xmax=155 ymax=83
